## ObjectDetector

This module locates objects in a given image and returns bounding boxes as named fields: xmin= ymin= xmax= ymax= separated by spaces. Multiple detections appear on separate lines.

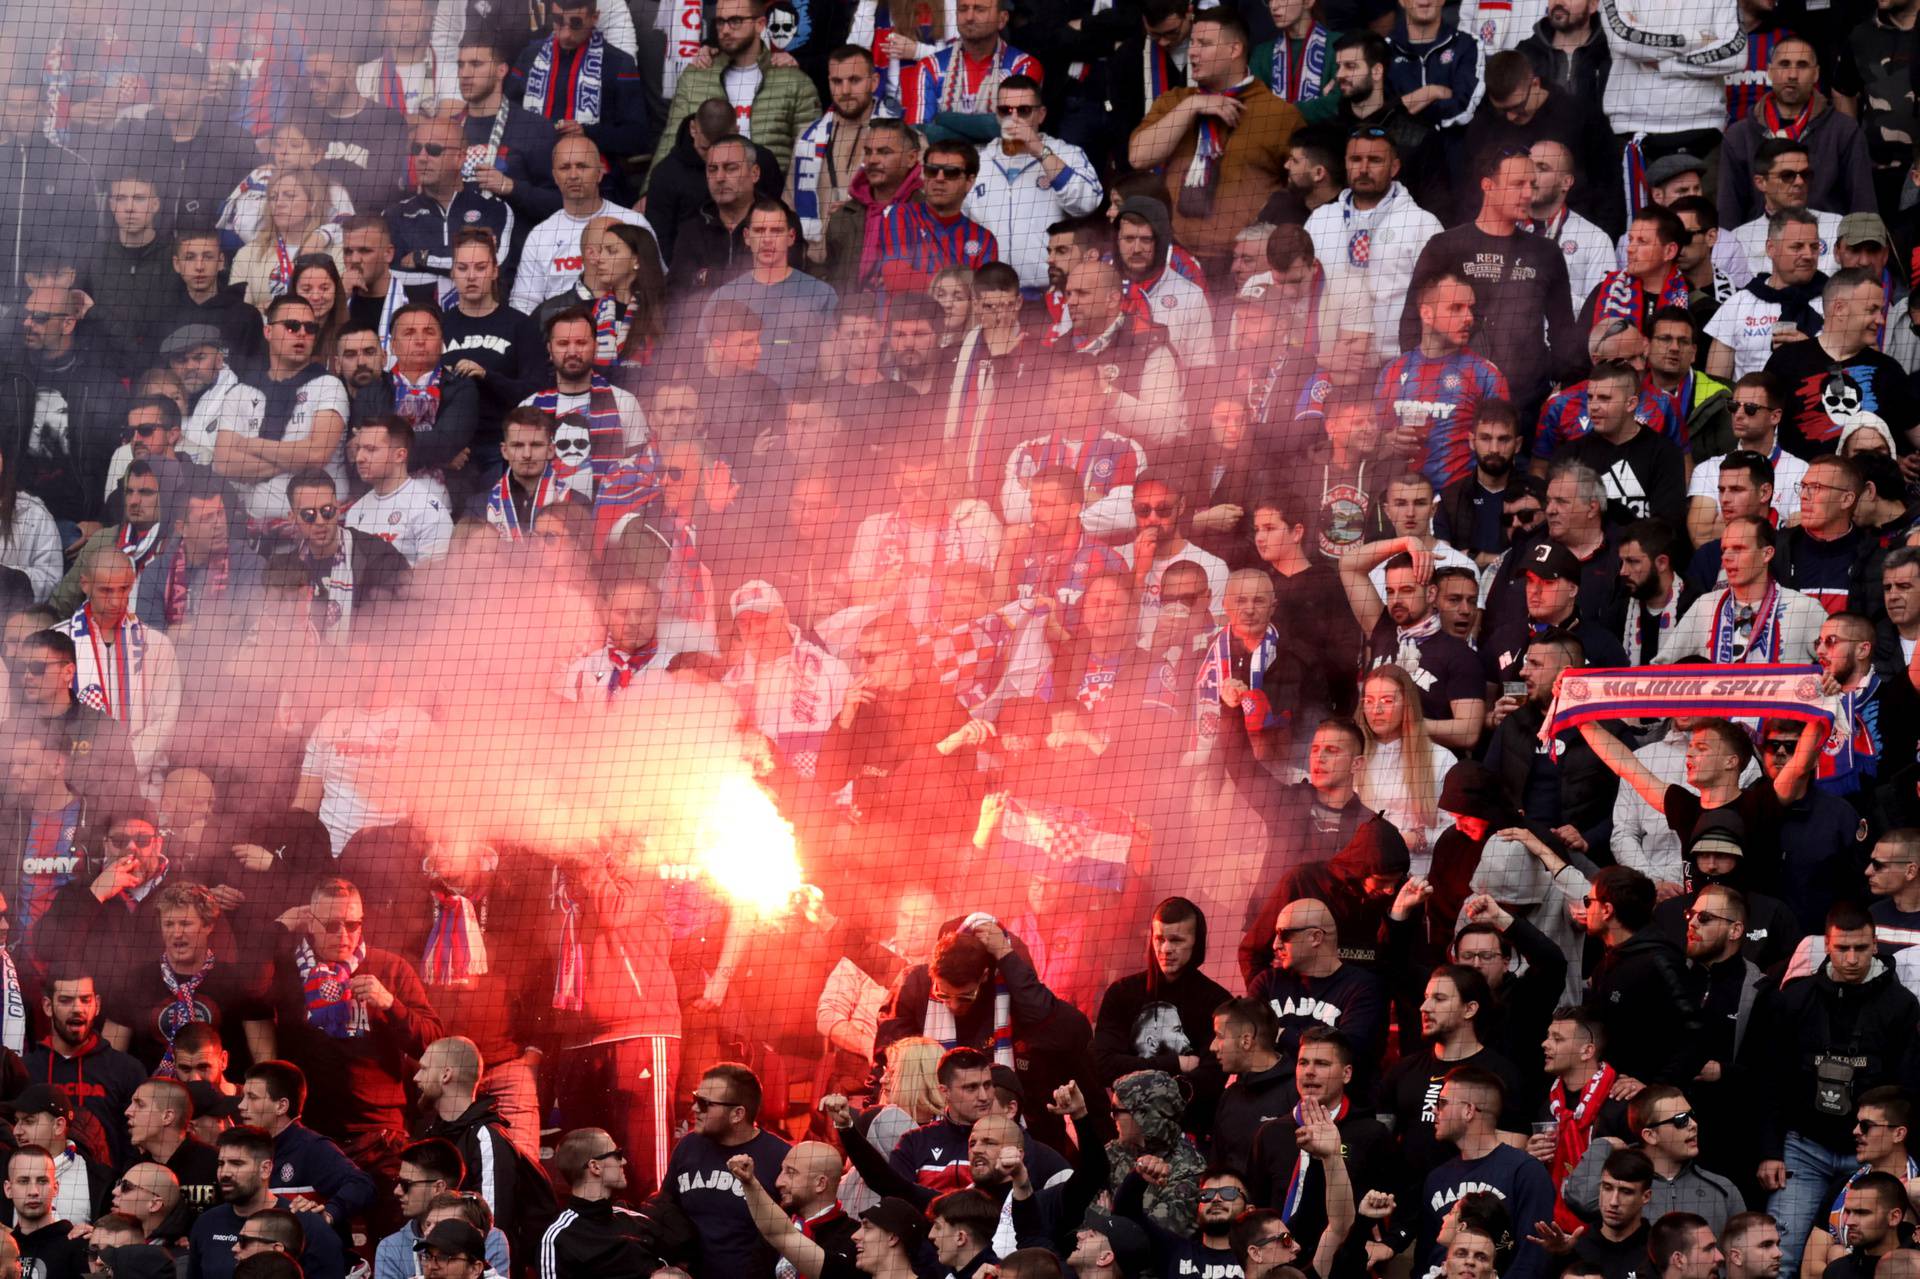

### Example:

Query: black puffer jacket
xmin=1584 ymin=926 xmax=1706 ymax=1086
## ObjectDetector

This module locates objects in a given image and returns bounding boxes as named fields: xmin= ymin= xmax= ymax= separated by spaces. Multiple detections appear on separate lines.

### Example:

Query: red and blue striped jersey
xmin=1727 ymin=27 xmax=1791 ymax=124
xmin=1376 ymin=350 xmax=1509 ymax=490
xmin=874 ymin=201 xmax=999 ymax=292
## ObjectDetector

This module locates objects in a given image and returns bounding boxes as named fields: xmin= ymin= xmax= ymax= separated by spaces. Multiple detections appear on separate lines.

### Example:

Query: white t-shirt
xmin=1686 ymin=447 xmax=1807 ymax=528
xmin=1116 ymin=541 xmax=1229 ymax=646
xmin=344 ymin=476 xmax=454 ymax=565
xmin=233 ymin=372 xmax=351 ymax=522
xmin=723 ymin=64 xmax=764 ymax=137
xmin=508 ymin=202 xmax=655 ymax=314
xmin=1703 ymin=286 xmax=1827 ymax=381
xmin=301 ymin=704 xmax=433 ymax=856
xmin=1719 ymin=210 xmax=1843 ymax=284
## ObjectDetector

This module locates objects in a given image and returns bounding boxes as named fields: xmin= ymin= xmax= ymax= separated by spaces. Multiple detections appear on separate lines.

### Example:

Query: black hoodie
xmin=1092 ymin=898 xmax=1231 ymax=1132
xmin=1239 ymin=816 xmax=1410 ymax=982
xmin=644 ymin=117 xmax=786 ymax=266
xmin=421 ymin=1094 xmax=558 ymax=1261
xmin=1651 ymin=812 xmax=1805 ymax=971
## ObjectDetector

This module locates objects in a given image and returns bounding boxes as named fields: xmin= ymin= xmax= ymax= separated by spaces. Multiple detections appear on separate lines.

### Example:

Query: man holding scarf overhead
xmin=1128 ymin=9 xmax=1300 ymax=279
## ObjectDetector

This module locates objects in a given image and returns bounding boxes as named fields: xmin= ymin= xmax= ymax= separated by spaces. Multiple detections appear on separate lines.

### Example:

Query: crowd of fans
xmin=6 ymin=0 xmax=1920 ymax=1276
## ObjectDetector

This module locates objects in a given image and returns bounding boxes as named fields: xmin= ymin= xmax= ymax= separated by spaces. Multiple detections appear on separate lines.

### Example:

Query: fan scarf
xmin=62 ymin=605 xmax=143 ymax=723
xmin=592 ymin=294 xmax=631 ymax=369
xmin=1143 ymin=41 xmax=1176 ymax=107
xmin=1759 ymin=93 xmax=1813 ymax=141
xmin=521 ymin=30 xmax=607 ymax=124
xmin=1541 ymin=662 xmax=1837 ymax=743
xmin=423 ymin=885 xmax=490 ymax=986
xmin=529 ymin=379 xmax=626 ymax=479
xmin=1267 ymin=24 xmax=1326 ymax=101
xmin=552 ymin=868 xmax=588 ymax=1011
xmin=157 ymin=954 xmax=214 ymax=1075
xmin=162 ymin=542 xmax=230 ymax=628
xmin=1195 ymin=624 xmax=1278 ymax=748
xmin=1623 ymin=589 xmax=1682 ymax=665
xmin=295 ymin=937 xmax=369 ymax=1038
xmin=1548 ymin=1062 xmax=1618 ymax=1228
xmin=461 ymin=102 xmax=513 ymax=182
xmin=392 ymin=366 xmax=443 ymax=429
xmin=1593 ymin=267 xmax=1688 ymax=330
xmin=1280 ymin=1095 xmax=1351 ymax=1223
xmin=484 ymin=467 xmax=566 ymax=540
xmin=1029 ymin=432 xmax=1140 ymax=496
xmin=1179 ymin=79 xmax=1255 ymax=218
xmin=117 ymin=522 xmax=163 ymax=574
xmin=0 ymin=948 xmax=23 ymax=1055
xmin=1712 ymin=580 xmax=1783 ymax=664
xmin=605 ymin=639 xmax=658 ymax=695
xmin=923 ymin=974 xmax=1015 ymax=1068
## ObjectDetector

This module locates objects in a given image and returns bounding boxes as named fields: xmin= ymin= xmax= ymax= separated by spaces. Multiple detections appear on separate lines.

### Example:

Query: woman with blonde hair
xmin=1357 ymin=663 xmax=1456 ymax=870
xmin=837 ymin=1035 xmax=944 ymax=1213
xmin=231 ymin=169 xmax=344 ymax=309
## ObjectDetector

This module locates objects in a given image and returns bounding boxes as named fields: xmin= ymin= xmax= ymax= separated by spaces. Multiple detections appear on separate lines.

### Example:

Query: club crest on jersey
xmin=464 ymin=210 xmax=481 ymax=222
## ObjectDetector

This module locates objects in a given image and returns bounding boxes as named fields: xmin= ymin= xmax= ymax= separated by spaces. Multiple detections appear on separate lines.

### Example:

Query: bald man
xmin=774 ymin=1141 xmax=857 ymax=1269
xmin=1053 ymin=259 xmax=1186 ymax=448
xmin=109 ymin=1162 xmax=180 ymax=1241
xmin=54 ymin=545 xmax=181 ymax=778
xmin=1246 ymin=897 xmax=1391 ymax=1095
xmin=416 ymin=1037 xmax=555 ymax=1244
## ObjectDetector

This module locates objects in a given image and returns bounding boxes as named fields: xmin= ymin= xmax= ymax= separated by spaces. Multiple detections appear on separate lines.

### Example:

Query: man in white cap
xmin=721 ymin=580 xmax=849 ymax=783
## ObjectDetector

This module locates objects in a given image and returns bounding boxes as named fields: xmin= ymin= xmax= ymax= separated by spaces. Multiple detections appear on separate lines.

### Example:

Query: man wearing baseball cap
xmin=1481 ymin=540 xmax=1629 ymax=682
xmin=413 ymin=1218 xmax=492 ymax=1279
xmin=1836 ymin=214 xmax=1903 ymax=308
xmin=10 ymin=1085 xmax=112 ymax=1225
xmin=735 ymin=1152 xmax=925 ymax=1279
xmin=156 ymin=324 xmax=268 ymax=472
xmin=1069 ymin=1209 xmax=1152 ymax=1277
xmin=721 ymin=580 xmax=850 ymax=784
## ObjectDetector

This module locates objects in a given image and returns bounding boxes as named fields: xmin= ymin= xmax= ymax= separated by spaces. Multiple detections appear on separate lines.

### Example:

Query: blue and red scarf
xmin=530 ymin=376 xmax=626 ymax=479
xmin=522 ymin=30 xmax=606 ymax=123
xmin=1179 ymin=78 xmax=1256 ymax=218
xmin=295 ymin=937 xmax=369 ymax=1039
xmin=1593 ymin=266 xmax=1689 ymax=331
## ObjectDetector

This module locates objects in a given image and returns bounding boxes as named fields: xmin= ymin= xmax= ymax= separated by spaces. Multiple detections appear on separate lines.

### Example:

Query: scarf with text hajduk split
xmin=295 ymin=936 xmax=369 ymax=1038
xmin=1541 ymin=662 xmax=1836 ymax=744
xmin=522 ymin=29 xmax=607 ymax=124
xmin=1178 ymin=78 xmax=1255 ymax=218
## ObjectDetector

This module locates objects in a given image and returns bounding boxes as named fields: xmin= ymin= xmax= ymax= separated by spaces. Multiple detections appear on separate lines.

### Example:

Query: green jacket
xmin=650 ymin=52 xmax=822 ymax=192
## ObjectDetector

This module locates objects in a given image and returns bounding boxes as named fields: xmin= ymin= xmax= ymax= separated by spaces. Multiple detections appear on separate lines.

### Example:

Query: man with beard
xmin=1382 ymin=966 xmax=1528 ymax=1183
xmin=1655 ymin=820 xmax=1800 ymax=970
xmin=1320 ymin=33 xmax=1446 ymax=211
xmin=1112 ymin=199 xmax=1213 ymax=369
xmin=1093 ymin=899 xmax=1230 ymax=1136
xmin=1400 ymin=149 xmax=1581 ymax=423
xmin=1516 ymin=0 xmax=1609 ymax=104
xmin=1304 ymin=124 xmax=1441 ymax=364
xmin=1673 ymin=883 xmax=1766 ymax=1180
xmin=1485 ymin=634 xmax=1622 ymax=855
xmin=1437 ymin=403 xmax=1525 ymax=567
xmin=1242 ymin=818 xmax=1410 ymax=982
xmin=1618 ymin=519 xmax=1698 ymax=666
xmin=1809 ymin=611 xmax=1920 ymax=813
xmin=187 ymin=1126 xmax=346 ymax=1279
xmin=1343 ymin=546 xmax=1485 ymax=748
xmin=791 ymin=49 xmax=892 ymax=251
xmin=25 ymin=973 xmax=146 ymax=1167
xmin=517 ymin=309 xmax=649 ymax=477
xmin=414 ymin=1037 xmax=556 ymax=1253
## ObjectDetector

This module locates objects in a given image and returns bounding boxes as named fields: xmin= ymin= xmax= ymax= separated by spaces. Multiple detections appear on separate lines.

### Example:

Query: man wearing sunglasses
xmin=1117 ymin=476 xmax=1228 ymax=647
xmin=388 ymin=116 xmax=515 ymax=289
xmin=268 ymin=878 xmax=445 ymax=1148
xmin=271 ymin=469 xmax=411 ymax=648
xmin=960 ymin=78 xmax=1100 ymax=296
xmin=210 ymin=297 xmax=349 ymax=527
xmin=1565 ymin=1086 xmax=1743 ymax=1237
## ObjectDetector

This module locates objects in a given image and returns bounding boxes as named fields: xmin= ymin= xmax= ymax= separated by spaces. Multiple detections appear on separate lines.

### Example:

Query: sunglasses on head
xmin=411 ymin=142 xmax=450 ymax=157
xmin=297 ymin=505 xmax=338 ymax=523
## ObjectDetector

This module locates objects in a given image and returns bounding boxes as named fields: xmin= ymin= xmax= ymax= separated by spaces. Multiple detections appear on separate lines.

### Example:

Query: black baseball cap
xmin=1525 ymin=542 xmax=1581 ymax=582
xmin=414 ymin=1220 xmax=487 ymax=1261
xmin=12 ymin=1086 xmax=69 ymax=1120
xmin=861 ymin=1197 xmax=929 ymax=1250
